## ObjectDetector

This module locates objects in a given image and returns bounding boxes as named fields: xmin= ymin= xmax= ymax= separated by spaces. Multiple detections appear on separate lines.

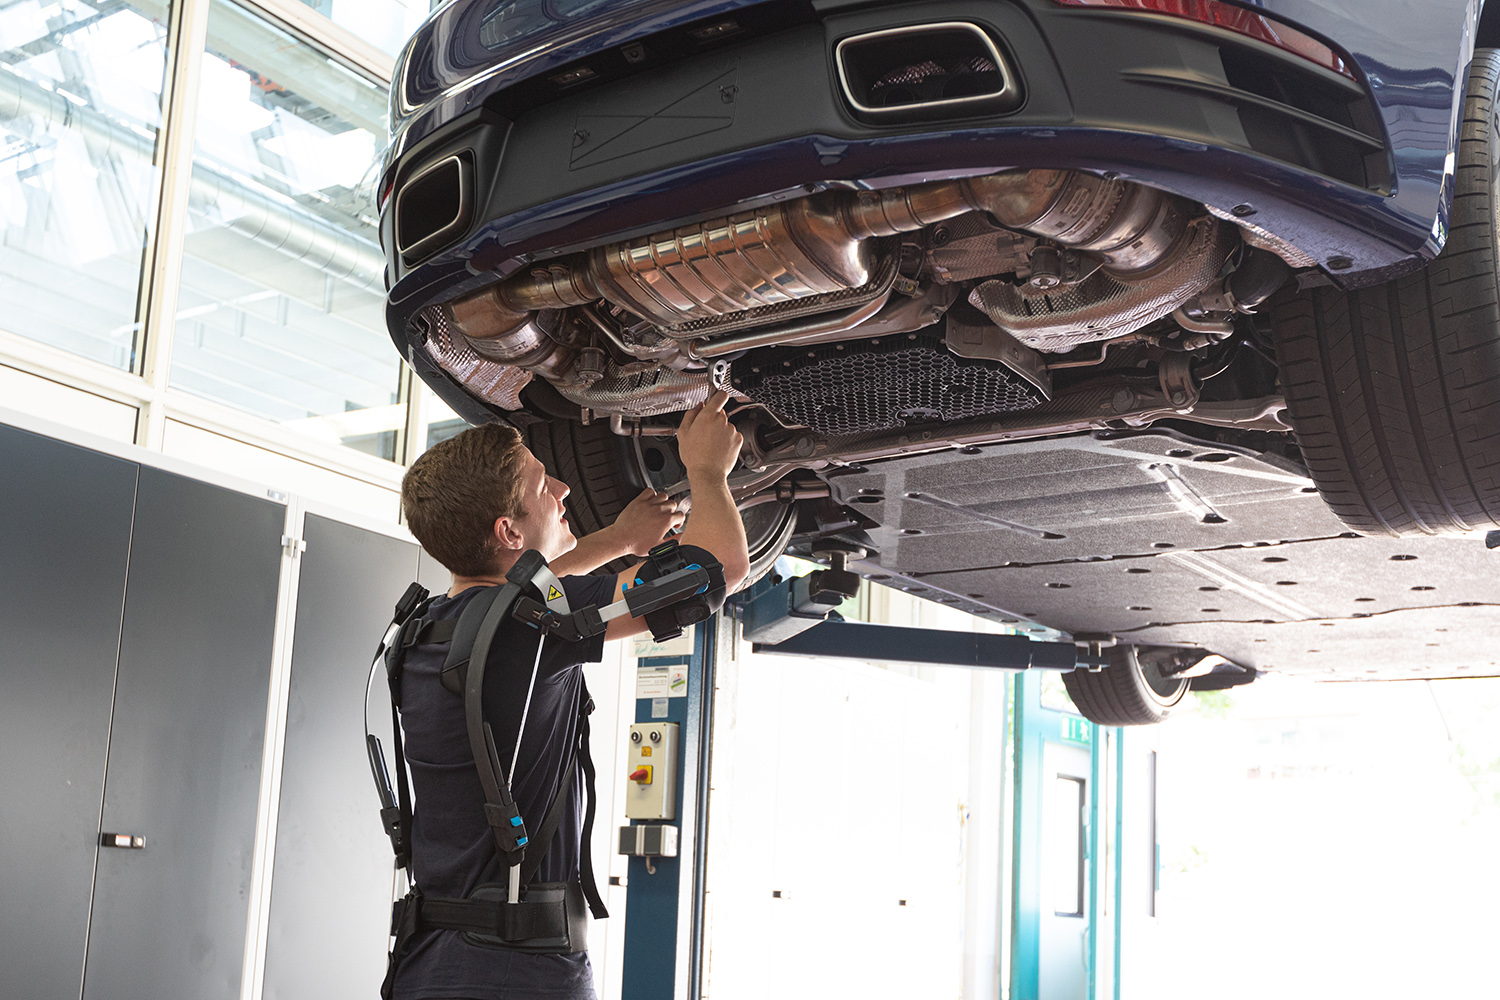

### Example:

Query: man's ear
xmin=493 ymin=515 xmax=525 ymax=552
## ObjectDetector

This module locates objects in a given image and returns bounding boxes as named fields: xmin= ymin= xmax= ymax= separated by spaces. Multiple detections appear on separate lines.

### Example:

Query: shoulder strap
xmin=457 ymin=584 xmax=610 ymax=913
xmin=515 ymin=680 xmax=608 ymax=919
xmin=440 ymin=588 xmax=501 ymax=694
xmin=574 ymin=684 xmax=609 ymax=919
xmin=463 ymin=582 xmax=533 ymax=871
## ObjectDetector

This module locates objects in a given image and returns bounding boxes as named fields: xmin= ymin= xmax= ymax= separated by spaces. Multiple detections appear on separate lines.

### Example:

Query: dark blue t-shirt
xmin=394 ymin=572 xmax=615 ymax=1000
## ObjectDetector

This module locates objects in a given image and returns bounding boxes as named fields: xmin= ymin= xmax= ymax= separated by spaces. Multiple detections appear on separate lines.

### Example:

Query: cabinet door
xmin=82 ymin=467 xmax=284 ymax=1000
xmin=261 ymin=514 xmax=426 ymax=1000
xmin=0 ymin=425 xmax=138 ymax=999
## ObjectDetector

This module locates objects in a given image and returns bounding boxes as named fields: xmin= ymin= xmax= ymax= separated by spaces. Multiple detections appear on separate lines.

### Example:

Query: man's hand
xmin=676 ymin=391 xmax=743 ymax=481
xmin=668 ymin=390 xmax=751 ymax=596
xmin=612 ymin=488 xmax=686 ymax=557
xmin=604 ymin=392 xmax=751 ymax=637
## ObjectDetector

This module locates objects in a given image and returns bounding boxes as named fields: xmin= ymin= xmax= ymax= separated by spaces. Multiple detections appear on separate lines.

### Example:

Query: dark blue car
xmin=378 ymin=0 xmax=1500 ymax=721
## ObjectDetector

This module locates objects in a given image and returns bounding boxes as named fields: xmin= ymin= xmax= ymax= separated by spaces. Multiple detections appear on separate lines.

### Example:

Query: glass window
xmin=0 ymin=0 xmax=171 ymax=370
xmin=1047 ymin=775 xmax=1086 ymax=917
xmin=298 ymin=0 xmax=431 ymax=57
xmin=169 ymin=0 xmax=401 ymax=461
xmin=703 ymin=647 xmax=1010 ymax=999
xmin=422 ymin=386 xmax=468 ymax=452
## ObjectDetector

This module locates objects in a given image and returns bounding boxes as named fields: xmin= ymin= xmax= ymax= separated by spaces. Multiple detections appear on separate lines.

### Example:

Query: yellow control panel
xmin=623 ymin=722 xmax=678 ymax=821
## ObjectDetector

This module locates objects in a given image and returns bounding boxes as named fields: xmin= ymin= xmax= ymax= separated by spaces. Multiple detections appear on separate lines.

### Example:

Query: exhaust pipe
xmin=834 ymin=22 xmax=1022 ymax=123
xmin=395 ymin=153 xmax=475 ymax=265
xmin=447 ymin=170 xmax=1207 ymax=340
xmin=436 ymin=169 xmax=1232 ymax=394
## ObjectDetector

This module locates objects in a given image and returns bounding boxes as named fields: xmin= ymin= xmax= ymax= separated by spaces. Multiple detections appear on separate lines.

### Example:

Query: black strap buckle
xmin=483 ymin=800 xmax=529 ymax=864
xmin=381 ymin=890 xmax=424 ymax=1000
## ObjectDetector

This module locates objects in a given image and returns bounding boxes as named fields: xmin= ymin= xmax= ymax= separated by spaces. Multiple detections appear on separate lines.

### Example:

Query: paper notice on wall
xmin=636 ymin=665 xmax=672 ymax=699
xmin=635 ymin=664 xmax=690 ymax=700
xmin=633 ymin=625 xmax=694 ymax=658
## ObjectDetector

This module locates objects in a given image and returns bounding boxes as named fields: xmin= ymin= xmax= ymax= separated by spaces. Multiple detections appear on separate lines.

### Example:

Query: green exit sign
xmin=1062 ymin=716 xmax=1092 ymax=745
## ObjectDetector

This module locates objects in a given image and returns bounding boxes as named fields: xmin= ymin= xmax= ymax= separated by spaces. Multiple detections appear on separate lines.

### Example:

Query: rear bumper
xmin=383 ymin=0 xmax=1456 ymax=418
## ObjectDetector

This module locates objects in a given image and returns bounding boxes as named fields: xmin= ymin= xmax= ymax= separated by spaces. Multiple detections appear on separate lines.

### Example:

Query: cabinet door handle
xmin=100 ymin=832 xmax=146 ymax=849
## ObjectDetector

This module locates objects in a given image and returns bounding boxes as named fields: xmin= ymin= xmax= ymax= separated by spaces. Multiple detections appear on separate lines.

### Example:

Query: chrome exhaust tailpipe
xmin=834 ymin=22 xmax=1022 ymax=123
xmin=395 ymin=154 xmax=474 ymax=265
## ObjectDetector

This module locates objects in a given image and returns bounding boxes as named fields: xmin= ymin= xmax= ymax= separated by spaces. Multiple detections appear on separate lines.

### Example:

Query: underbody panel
xmin=827 ymin=430 xmax=1500 ymax=680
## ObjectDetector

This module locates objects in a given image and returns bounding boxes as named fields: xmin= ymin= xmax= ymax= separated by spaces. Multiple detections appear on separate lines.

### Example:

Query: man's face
xmin=507 ymin=450 xmax=576 ymax=560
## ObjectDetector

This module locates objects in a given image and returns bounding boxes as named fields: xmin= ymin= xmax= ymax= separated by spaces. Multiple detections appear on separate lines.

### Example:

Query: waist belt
xmin=392 ymin=881 xmax=590 ymax=954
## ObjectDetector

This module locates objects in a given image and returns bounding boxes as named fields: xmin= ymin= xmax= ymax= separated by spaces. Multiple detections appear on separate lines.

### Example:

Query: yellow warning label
xmin=640 ymin=746 xmax=652 ymax=757
xmin=547 ymin=585 xmax=563 ymax=603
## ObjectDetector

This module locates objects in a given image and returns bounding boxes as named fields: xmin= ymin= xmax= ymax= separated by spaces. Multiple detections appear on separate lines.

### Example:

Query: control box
xmin=623 ymin=722 xmax=678 ymax=821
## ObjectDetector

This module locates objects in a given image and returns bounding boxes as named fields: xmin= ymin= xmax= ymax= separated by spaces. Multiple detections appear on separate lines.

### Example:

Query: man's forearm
xmin=551 ymin=526 xmax=631 ymax=577
xmin=678 ymin=472 xmax=751 ymax=589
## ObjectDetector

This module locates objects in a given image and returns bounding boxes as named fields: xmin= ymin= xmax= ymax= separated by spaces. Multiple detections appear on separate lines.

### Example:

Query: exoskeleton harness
xmin=366 ymin=542 xmax=720 ymax=999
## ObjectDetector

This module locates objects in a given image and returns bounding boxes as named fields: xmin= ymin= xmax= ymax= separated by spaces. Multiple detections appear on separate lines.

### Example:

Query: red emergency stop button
xmin=629 ymin=766 xmax=653 ymax=784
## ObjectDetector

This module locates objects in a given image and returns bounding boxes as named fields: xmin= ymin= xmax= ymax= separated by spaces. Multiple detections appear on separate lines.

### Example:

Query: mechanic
xmin=385 ymin=390 xmax=750 ymax=1000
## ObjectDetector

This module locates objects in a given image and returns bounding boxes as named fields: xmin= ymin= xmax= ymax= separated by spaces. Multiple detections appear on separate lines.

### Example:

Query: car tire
xmin=1062 ymin=645 xmax=1190 ymax=726
xmin=1270 ymin=48 xmax=1500 ymax=536
xmin=524 ymin=417 xmax=795 ymax=586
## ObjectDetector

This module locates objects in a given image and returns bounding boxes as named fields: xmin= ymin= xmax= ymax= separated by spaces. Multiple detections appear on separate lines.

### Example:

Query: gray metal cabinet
xmin=80 ymin=467 xmax=284 ymax=1000
xmin=0 ymin=426 xmax=139 ymax=999
xmin=261 ymin=514 xmax=429 ymax=1000
xmin=1 ymin=420 xmax=448 ymax=1000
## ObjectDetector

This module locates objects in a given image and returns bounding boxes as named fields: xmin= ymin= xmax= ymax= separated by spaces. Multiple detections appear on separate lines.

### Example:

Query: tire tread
xmin=1062 ymin=649 xmax=1186 ymax=727
xmin=1271 ymin=49 xmax=1500 ymax=535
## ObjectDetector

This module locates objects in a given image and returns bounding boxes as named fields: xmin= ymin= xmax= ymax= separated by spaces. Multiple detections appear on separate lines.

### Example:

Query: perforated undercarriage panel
xmin=827 ymin=430 xmax=1500 ymax=681
xmin=730 ymin=332 xmax=1045 ymax=436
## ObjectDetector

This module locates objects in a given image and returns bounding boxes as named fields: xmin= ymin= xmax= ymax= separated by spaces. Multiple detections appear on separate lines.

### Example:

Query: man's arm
xmin=604 ymin=392 xmax=749 ymax=640
xmin=550 ymin=488 xmax=684 ymax=577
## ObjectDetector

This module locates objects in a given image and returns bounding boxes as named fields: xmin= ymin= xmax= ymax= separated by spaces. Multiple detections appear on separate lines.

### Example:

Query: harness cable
xmin=366 ymin=582 xmax=432 ymax=873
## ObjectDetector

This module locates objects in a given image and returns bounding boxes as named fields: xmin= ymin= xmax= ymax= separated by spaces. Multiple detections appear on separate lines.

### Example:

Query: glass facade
xmin=0 ymin=0 xmax=171 ymax=370
xmin=0 ymin=0 xmax=448 ymax=507
xmin=169 ymin=0 xmax=401 ymax=460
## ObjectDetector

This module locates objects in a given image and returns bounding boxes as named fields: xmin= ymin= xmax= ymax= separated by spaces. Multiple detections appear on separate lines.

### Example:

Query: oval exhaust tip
xmin=396 ymin=152 xmax=473 ymax=265
xmin=835 ymin=22 xmax=1022 ymax=123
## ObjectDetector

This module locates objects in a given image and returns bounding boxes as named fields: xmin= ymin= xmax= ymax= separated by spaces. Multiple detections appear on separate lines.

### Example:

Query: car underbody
xmin=396 ymin=161 xmax=1500 ymax=689
xmin=382 ymin=0 xmax=1500 ymax=714
xmin=417 ymin=167 xmax=1301 ymax=502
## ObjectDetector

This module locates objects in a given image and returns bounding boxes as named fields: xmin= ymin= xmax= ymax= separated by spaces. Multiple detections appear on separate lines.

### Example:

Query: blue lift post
xmin=1113 ymin=729 xmax=1126 ymax=1000
xmin=619 ymin=620 xmax=716 ymax=1000
xmin=1088 ymin=722 xmax=1106 ymax=1000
